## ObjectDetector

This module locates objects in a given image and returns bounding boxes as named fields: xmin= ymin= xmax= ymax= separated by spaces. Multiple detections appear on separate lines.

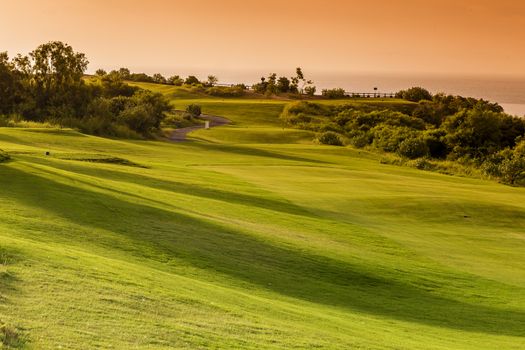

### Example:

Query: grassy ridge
xmin=0 ymin=89 xmax=524 ymax=349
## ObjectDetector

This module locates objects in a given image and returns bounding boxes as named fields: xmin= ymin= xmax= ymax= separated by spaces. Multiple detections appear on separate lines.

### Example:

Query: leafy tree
xmin=0 ymin=52 xmax=26 ymax=114
xmin=128 ymin=72 xmax=154 ymax=83
xmin=168 ymin=75 xmax=184 ymax=86
xmin=186 ymin=104 xmax=202 ymax=117
xmin=29 ymin=41 xmax=88 ymax=93
xmin=482 ymin=140 xmax=525 ymax=185
xmin=101 ymin=72 xmax=137 ymax=97
xmin=266 ymin=73 xmax=277 ymax=95
xmin=276 ymin=77 xmax=291 ymax=93
xmin=206 ymin=75 xmax=218 ymax=87
xmin=304 ymin=86 xmax=316 ymax=96
xmin=396 ymin=87 xmax=432 ymax=102
xmin=153 ymin=73 xmax=167 ymax=84
xmin=117 ymin=67 xmax=131 ymax=80
xmin=293 ymin=67 xmax=315 ymax=94
xmin=185 ymin=76 xmax=201 ymax=85
xmin=412 ymin=100 xmax=442 ymax=126
xmin=443 ymin=109 xmax=505 ymax=158
xmin=95 ymin=69 xmax=107 ymax=77
xmin=252 ymin=77 xmax=268 ymax=94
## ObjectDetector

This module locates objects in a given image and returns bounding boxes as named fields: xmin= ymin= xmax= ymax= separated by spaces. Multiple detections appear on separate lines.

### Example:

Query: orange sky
xmin=1 ymin=0 xmax=524 ymax=77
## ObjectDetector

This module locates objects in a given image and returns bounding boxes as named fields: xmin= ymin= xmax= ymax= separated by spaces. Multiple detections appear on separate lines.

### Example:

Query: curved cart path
xmin=169 ymin=114 xmax=230 ymax=142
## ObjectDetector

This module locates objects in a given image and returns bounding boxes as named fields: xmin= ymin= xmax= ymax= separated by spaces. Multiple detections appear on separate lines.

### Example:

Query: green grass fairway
xmin=0 ymin=90 xmax=524 ymax=349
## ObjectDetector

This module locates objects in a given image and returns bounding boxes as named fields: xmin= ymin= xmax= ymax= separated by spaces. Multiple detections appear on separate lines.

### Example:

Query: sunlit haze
xmin=1 ymin=0 xmax=524 ymax=79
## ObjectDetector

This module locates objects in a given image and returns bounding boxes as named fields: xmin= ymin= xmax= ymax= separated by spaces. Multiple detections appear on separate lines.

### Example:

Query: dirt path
xmin=169 ymin=114 xmax=230 ymax=142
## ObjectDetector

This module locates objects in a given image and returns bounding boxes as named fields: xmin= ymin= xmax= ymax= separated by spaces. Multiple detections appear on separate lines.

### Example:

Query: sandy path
xmin=169 ymin=114 xmax=230 ymax=142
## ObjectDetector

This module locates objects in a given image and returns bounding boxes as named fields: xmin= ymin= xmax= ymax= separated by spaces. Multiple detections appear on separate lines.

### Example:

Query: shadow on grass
xmin=186 ymin=142 xmax=331 ymax=165
xmin=24 ymin=157 xmax=312 ymax=217
xmin=1 ymin=164 xmax=525 ymax=337
xmin=0 ymin=247 xmax=25 ymax=349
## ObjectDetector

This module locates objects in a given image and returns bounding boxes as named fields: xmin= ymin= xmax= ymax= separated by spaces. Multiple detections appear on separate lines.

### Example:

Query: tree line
xmin=0 ymin=41 xmax=171 ymax=137
xmin=95 ymin=68 xmax=220 ymax=88
xmin=251 ymin=68 xmax=316 ymax=96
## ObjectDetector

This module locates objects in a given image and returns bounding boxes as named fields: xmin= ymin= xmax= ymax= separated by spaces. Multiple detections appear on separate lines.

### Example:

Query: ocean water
xmin=152 ymin=67 xmax=525 ymax=116
xmin=307 ymin=72 xmax=525 ymax=117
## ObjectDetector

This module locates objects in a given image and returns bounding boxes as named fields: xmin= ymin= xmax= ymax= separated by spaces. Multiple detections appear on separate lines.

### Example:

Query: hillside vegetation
xmin=280 ymin=94 xmax=525 ymax=185
xmin=0 ymin=84 xmax=524 ymax=349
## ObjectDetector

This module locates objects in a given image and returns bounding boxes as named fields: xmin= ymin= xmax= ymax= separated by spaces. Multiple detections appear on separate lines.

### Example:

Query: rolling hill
xmin=0 ymin=87 xmax=524 ymax=349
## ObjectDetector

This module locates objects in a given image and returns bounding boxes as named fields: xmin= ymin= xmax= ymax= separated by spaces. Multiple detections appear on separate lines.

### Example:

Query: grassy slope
xmin=0 ymin=86 xmax=524 ymax=349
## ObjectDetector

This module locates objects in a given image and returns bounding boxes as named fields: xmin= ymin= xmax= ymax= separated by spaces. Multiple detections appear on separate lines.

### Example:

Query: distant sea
xmin=306 ymin=72 xmax=525 ymax=117
xmin=150 ymin=68 xmax=525 ymax=116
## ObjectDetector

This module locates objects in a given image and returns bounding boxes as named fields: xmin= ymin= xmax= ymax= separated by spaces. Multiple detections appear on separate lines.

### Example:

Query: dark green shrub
xmin=482 ymin=141 xmax=525 ymax=185
xmin=318 ymin=131 xmax=343 ymax=146
xmin=396 ymin=87 xmax=432 ymax=102
xmin=412 ymin=101 xmax=442 ymax=126
xmin=442 ymin=109 xmax=511 ymax=159
xmin=118 ymin=105 xmax=158 ymax=135
xmin=319 ymin=122 xmax=340 ymax=132
xmin=423 ymin=129 xmax=448 ymax=158
xmin=372 ymin=125 xmax=417 ymax=152
xmin=348 ymin=131 xmax=371 ymax=148
xmin=186 ymin=104 xmax=202 ymax=117
xmin=397 ymin=137 xmax=429 ymax=159
xmin=322 ymin=88 xmax=346 ymax=99
xmin=184 ymin=76 xmax=201 ymax=85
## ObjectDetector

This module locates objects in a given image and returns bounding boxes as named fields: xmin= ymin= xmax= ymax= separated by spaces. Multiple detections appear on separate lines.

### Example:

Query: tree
xmin=304 ymin=85 xmax=316 ymax=96
xmin=396 ymin=87 xmax=432 ymax=102
xmin=117 ymin=67 xmax=131 ymax=80
xmin=443 ymin=109 xmax=505 ymax=158
xmin=30 ymin=41 xmax=88 ymax=92
xmin=276 ymin=77 xmax=291 ymax=93
xmin=266 ymin=73 xmax=277 ymax=94
xmin=186 ymin=104 xmax=202 ymax=117
xmin=27 ymin=41 xmax=89 ymax=117
xmin=0 ymin=52 xmax=25 ymax=114
xmin=101 ymin=71 xmax=137 ymax=97
xmin=206 ymin=75 xmax=218 ymax=87
xmin=252 ymin=77 xmax=268 ymax=94
xmin=153 ymin=73 xmax=167 ymax=84
xmin=185 ymin=75 xmax=201 ymax=85
xmin=95 ymin=69 xmax=107 ymax=77
xmin=292 ymin=67 xmax=315 ymax=94
xmin=168 ymin=75 xmax=184 ymax=86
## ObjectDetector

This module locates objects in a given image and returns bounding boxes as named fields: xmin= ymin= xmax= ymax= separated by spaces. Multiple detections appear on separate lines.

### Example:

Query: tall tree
xmin=30 ymin=41 xmax=88 ymax=94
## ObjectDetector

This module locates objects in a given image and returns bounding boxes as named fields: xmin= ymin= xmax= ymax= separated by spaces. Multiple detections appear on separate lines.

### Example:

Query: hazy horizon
xmin=2 ymin=0 xmax=525 ymax=78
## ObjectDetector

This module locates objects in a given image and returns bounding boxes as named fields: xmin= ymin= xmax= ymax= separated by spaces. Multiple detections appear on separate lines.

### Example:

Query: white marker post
xmin=205 ymin=121 xmax=210 ymax=129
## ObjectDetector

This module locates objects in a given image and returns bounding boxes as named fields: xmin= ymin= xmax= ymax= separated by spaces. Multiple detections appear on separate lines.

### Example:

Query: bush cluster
xmin=318 ymin=131 xmax=343 ymax=146
xmin=321 ymin=88 xmax=346 ymax=99
xmin=281 ymin=92 xmax=525 ymax=185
